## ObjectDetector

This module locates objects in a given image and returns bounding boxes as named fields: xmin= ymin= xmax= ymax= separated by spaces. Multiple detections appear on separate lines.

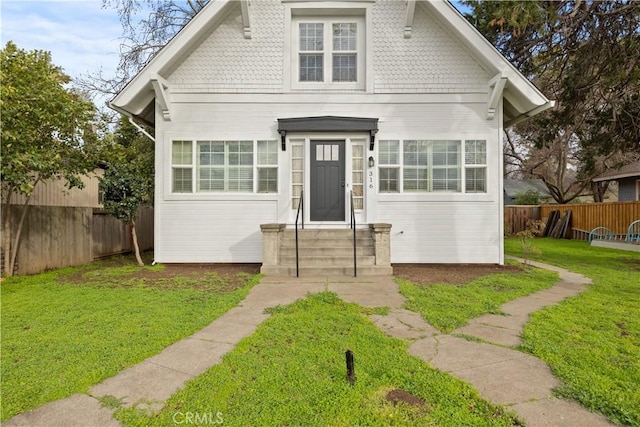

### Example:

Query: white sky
xmin=1 ymin=0 xmax=123 ymax=82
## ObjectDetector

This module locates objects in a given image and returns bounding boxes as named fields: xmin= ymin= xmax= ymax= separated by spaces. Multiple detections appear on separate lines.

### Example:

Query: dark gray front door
xmin=310 ymin=140 xmax=345 ymax=221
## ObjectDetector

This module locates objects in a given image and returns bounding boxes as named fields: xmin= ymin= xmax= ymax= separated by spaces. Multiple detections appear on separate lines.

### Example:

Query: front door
xmin=310 ymin=140 xmax=345 ymax=221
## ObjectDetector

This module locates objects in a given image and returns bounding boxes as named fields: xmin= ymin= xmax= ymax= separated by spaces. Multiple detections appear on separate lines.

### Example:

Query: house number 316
xmin=368 ymin=170 xmax=374 ymax=189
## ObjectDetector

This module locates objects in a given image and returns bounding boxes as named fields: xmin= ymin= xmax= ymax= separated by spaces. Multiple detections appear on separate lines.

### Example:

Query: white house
xmin=110 ymin=0 xmax=552 ymax=273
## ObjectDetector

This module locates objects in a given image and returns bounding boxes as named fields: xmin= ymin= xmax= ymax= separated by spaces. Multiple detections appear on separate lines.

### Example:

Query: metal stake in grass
xmin=345 ymin=349 xmax=356 ymax=385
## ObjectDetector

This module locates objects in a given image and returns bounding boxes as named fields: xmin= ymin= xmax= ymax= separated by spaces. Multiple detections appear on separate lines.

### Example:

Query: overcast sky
xmin=1 ymin=0 xmax=122 ymax=81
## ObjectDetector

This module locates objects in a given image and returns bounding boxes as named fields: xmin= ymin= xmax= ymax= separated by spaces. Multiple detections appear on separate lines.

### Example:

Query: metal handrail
xmin=350 ymin=190 xmax=357 ymax=277
xmin=295 ymin=191 xmax=304 ymax=277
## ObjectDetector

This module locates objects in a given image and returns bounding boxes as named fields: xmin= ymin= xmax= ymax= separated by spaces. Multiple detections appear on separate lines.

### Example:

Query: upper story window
xmin=293 ymin=16 xmax=365 ymax=90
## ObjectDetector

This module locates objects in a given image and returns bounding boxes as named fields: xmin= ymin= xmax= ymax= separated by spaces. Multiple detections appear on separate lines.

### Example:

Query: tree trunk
xmin=130 ymin=220 xmax=144 ymax=266
xmin=8 ymin=197 xmax=34 ymax=276
xmin=2 ymin=190 xmax=13 ymax=276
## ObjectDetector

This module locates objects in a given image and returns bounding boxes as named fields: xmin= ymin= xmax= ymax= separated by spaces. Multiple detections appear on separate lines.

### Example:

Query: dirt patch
xmin=393 ymin=263 xmax=521 ymax=286
xmin=62 ymin=261 xmax=261 ymax=292
xmin=386 ymin=389 xmax=425 ymax=407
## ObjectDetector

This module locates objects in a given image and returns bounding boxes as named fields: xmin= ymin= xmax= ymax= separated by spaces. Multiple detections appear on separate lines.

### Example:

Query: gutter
xmin=504 ymin=100 xmax=556 ymax=128
xmin=107 ymin=101 xmax=156 ymax=143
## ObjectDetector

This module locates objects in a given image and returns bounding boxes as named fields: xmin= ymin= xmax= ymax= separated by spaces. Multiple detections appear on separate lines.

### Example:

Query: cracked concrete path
xmin=5 ymin=262 xmax=614 ymax=427
xmin=368 ymin=259 xmax=613 ymax=427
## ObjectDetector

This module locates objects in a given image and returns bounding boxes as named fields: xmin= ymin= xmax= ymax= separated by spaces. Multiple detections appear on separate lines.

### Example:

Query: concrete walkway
xmin=6 ymin=261 xmax=612 ymax=426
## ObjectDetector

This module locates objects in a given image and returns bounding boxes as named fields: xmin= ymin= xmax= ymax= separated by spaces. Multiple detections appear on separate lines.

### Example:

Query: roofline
xmin=593 ymin=171 xmax=640 ymax=182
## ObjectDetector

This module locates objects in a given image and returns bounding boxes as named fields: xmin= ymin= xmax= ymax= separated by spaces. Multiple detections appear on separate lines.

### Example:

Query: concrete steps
xmin=263 ymin=227 xmax=392 ymax=276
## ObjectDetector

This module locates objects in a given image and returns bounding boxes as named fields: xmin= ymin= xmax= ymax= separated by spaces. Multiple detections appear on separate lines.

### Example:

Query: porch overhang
xmin=277 ymin=116 xmax=379 ymax=151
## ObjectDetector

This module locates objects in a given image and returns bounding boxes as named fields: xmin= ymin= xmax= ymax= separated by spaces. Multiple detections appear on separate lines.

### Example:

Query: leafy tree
xmin=464 ymin=1 xmax=640 ymax=202
xmin=99 ymin=116 xmax=154 ymax=266
xmin=1 ymin=42 xmax=99 ymax=276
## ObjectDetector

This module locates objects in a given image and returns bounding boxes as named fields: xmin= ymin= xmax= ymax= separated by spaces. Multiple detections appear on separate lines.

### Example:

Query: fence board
xmin=2 ymin=205 xmax=154 ymax=275
xmin=504 ymin=206 xmax=541 ymax=234
xmin=540 ymin=201 xmax=640 ymax=235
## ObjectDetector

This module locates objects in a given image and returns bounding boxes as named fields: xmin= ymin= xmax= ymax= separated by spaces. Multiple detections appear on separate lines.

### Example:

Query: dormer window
xmin=292 ymin=16 xmax=365 ymax=90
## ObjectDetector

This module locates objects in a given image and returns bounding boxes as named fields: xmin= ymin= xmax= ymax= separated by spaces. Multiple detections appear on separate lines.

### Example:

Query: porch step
xmin=261 ymin=265 xmax=393 ymax=276
xmin=266 ymin=227 xmax=390 ymax=276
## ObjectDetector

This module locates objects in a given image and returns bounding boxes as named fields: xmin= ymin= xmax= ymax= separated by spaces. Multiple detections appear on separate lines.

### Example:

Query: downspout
xmin=107 ymin=102 xmax=156 ymax=143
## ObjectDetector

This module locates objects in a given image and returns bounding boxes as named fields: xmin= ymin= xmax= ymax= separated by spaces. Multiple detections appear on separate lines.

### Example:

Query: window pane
xmin=333 ymin=23 xmax=357 ymax=51
xmin=172 ymin=168 xmax=192 ymax=193
xmin=332 ymin=54 xmax=356 ymax=82
xmin=466 ymin=167 xmax=486 ymax=192
xmin=379 ymin=167 xmax=399 ymax=192
xmin=300 ymin=23 xmax=323 ymax=51
xmin=465 ymin=140 xmax=487 ymax=165
xmin=258 ymin=167 xmax=278 ymax=193
xmin=258 ymin=140 xmax=278 ymax=165
xmin=172 ymin=141 xmax=192 ymax=165
xmin=379 ymin=140 xmax=399 ymax=165
xmin=300 ymin=54 xmax=323 ymax=82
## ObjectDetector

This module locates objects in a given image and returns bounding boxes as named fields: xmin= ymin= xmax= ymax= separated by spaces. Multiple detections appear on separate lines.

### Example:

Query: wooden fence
xmin=2 ymin=205 xmax=153 ymax=275
xmin=505 ymin=201 xmax=640 ymax=237
xmin=504 ymin=206 xmax=541 ymax=234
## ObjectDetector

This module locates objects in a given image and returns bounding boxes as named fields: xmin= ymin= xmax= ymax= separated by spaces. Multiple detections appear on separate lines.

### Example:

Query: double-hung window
xmin=378 ymin=139 xmax=486 ymax=193
xmin=171 ymin=140 xmax=279 ymax=194
xmin=464 ymin=140 xmax=487 ymax=193
xmin=294 ymin=17 xmax=365 ymax=90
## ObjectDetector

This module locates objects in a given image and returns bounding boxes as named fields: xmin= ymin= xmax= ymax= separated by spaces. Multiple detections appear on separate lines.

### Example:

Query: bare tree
xmin=78 ymin=0 xmax=209 ymax=103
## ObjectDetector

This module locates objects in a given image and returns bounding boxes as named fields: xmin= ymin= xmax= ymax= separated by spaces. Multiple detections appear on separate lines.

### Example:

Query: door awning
xmin=277 ymin=116 xmax=379 ymax=150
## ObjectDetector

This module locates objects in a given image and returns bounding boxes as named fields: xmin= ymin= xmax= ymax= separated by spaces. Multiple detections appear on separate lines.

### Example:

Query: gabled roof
xmin=110 ymin=0 xmax=553 ymax=127
xmin=592 ymin=160 xmax=640 ymax=182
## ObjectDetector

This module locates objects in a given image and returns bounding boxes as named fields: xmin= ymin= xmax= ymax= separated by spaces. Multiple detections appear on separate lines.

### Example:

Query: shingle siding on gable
xmin=372 ymin=1 xmax=489 ymax=93
xmin=168 ymin=0 xmax=489 ymax=94
xmin=168 ymin=1 xmax=285 ymax=92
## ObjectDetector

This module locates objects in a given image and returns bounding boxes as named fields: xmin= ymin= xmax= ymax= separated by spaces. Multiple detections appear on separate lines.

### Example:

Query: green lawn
xmin=0 ymin=258 xmax=261 ymax=421
xmin=116 ymin=292 xmax=522 ymax=427
xmin=397 ymin=264 xmax=559 ymax=333
xmin=505 ymin=238 xmax=640 ymax=426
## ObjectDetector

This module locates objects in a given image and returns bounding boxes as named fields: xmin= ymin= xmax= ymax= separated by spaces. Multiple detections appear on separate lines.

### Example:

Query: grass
xmin=0 ymin=257 xmax=261 ymax=421
xmin=397 ymin=264 xmax=559 ymax=333
xmin=505 ymin=238 xmax=640 ymax=426
xmin=116 ymin=292 xmax=522 ymax=427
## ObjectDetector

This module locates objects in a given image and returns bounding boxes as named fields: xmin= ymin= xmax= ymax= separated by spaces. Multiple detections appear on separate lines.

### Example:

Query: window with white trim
xmin=257 ymin=140 xmax=278 ymax=193
xmin=291 ymin=141 xmax=304 ymax=209
xmin=378 ymin=140 xmax=400 ymax=192
xmin=352 ymin=143 xmax=365 ymax=209
xmin=172 ymin=140 xmax=193 ymax=193
xmin=170 ymin=140 xmax=278 ymax=194
xmin=293 ymin=16 xmax=365 ymax=90
xmin=465 ymin=140 xmax=487 ymax=193
xmin=378 ymin=139 xmax=486 ymax=193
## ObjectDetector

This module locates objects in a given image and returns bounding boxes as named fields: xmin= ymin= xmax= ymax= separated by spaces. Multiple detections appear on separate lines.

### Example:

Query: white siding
xmin=155 ymin=98 xmax=502 ymax=263
xmin=378 ymin=200 xmax=501 ymax=263
xmin=156 ymin=200 xmax=278 ymax=263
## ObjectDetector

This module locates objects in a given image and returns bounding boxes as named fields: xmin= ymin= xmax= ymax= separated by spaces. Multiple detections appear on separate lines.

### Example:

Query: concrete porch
xmin=260 ymin=223 xmax=393 ymax=276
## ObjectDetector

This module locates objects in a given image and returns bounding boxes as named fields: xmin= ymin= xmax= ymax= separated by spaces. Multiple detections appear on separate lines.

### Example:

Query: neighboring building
xmin=3 ymin=170 xmax=103 ymax=208
xmin=593 ymin=160 xmax=640 ymax=202
xmin=503 ymin=179 xmax=553 ymax=205
xmin=110 ymin=0 xmax=552 ymax=268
